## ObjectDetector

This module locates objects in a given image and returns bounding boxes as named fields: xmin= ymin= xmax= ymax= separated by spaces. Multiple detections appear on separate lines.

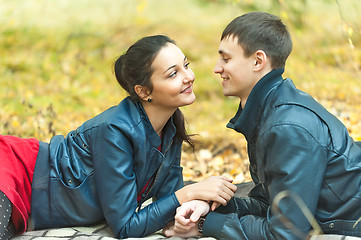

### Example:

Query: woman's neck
xmin=142 ymin=102 xmax=175 ymax=137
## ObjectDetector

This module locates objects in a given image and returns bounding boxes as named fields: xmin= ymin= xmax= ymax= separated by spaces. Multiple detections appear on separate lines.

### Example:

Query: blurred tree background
xmin=1 ymin=0 xmax=360 ymax=183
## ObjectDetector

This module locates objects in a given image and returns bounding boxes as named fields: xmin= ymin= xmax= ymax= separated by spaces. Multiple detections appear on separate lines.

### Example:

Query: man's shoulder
xmin=266 ymin=78 xmax=332 ymax=127
xmin=261 ymin=79 xmax=347 ymax=144
xmin=264 ymin=80 xmax=323 ymax=125
xmin=261 ymin=81 xmax=330 ymax=138
xmin=264 ymin=103 xmax=326 ymax=134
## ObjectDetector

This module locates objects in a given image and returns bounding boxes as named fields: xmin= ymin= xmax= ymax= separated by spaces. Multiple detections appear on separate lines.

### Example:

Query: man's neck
xmin=240 ymin=68 xmax=273 ymax=108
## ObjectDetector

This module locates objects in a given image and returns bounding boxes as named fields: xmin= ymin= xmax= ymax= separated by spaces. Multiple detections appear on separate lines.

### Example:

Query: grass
xmin=1 ymin=0 xmax=360 ymax=145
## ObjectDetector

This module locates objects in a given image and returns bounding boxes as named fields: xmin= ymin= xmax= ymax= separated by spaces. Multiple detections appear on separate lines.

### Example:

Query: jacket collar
xmin=136 ymin=101 xmax=177 ymax=151
xmin=226 ymin=69 xmax=285 ymax=139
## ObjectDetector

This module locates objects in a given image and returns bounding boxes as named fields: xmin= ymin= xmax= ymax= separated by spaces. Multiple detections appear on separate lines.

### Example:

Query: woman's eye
xmin=184 ymin=62 xmax=190 ymax=68
xmin=223 ymin=58 xmax=230 ymax=63
xmin=169 ymin=71 xmax=177 ymax=78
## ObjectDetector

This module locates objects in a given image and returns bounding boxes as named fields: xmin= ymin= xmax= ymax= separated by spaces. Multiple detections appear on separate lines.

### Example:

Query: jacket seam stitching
xmin=260 ymin=122 xmax=326 ymax=150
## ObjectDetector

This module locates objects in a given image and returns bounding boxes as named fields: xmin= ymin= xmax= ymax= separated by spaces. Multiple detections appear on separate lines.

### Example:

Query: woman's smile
xmin=180 ymin=84 xmax=193 ymax=94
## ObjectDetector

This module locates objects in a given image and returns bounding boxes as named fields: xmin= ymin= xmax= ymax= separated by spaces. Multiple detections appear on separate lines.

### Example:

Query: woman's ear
xmin=254 ymin=50 xmax=268 ymax=71
xmin=134 ymin=85 xmax=151 ymax=101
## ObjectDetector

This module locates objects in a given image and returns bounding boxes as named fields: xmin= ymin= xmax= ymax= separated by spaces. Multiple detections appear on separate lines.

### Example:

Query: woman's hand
xmin=175 ymin=176 xmax=237 ymax=209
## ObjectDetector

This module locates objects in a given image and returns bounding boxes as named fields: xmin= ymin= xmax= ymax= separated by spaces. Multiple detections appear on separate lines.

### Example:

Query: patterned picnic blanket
xmin=12 ymin=222 xmax=214 ymax=240
xmin=11 ymin=182 xmax=251 ymax=240
xmin=11 ymin=182 xmax=361 ymax=240
xmin=11 ymin=222 xmax=361 ymax=240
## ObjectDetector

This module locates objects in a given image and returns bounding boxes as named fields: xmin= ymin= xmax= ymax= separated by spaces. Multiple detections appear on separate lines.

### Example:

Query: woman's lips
xmin=181 ymin=85 xmax=193 ymax=93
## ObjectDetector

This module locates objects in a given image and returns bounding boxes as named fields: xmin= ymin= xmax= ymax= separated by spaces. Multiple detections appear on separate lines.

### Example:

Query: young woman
xmin=0 ymin=35 xmax=237 ymax=239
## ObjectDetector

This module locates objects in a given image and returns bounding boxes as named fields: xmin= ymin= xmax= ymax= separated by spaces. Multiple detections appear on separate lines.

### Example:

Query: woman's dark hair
xmin=114 ymin=35 xmax=195 ymax=147
xmin=221 ymin=12 xmax=292 ymax=69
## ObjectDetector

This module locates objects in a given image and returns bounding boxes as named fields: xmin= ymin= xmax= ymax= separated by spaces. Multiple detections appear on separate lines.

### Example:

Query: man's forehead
xmin=218 ymin=37 xmax=241 ymax=54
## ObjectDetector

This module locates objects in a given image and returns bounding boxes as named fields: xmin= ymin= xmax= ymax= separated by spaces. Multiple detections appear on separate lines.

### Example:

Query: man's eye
xmin=184 ymin=62 xmax=190 ymax=68
xmin=223 ymin=58 xmax=230 ymax=62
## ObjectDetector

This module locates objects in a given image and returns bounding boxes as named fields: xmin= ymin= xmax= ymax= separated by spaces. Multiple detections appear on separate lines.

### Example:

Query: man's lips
xmin=181 ymin=85 xmax=193 ymax=93
xmin=222 ymin=78 xmax=229 ymax=85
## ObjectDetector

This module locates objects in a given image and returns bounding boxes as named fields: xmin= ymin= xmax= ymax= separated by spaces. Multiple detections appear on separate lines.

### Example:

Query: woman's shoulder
xmin=84 ymin=97 xmax=144 ymax=130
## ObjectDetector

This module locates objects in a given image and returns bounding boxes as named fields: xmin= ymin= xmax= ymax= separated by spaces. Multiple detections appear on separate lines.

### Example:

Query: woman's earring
xmin=147 ymin=98 xmax=152 ymax=102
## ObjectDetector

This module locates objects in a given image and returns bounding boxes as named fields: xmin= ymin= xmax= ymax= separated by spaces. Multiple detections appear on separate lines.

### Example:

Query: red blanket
xmin=0 ymin=135 xmax=39 ymax=233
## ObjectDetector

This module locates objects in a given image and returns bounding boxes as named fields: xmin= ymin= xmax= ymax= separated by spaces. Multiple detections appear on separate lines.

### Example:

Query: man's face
xmin=214 ymin=36 xmax=258 ymax=102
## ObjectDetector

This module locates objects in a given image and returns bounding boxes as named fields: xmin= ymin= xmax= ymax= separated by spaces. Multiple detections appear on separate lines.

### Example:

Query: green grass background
xmin=1 ymin=0 xmax=360 ymax=146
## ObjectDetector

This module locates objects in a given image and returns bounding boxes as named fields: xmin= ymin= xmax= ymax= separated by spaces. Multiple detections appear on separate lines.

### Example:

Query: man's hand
xmin=163 ymin=221 xmax=200 ymax=238
xmin=163 ymin=200 xmax=210 ymax=238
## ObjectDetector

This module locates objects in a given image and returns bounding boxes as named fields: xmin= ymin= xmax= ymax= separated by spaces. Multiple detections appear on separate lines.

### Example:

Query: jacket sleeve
xmin=92 ymin=123 xmax=180 ymax=239
xmin=214 ymin=183 xmax=268 ymax=217
xmin=203 ymin=124 xmax=328 ymax=240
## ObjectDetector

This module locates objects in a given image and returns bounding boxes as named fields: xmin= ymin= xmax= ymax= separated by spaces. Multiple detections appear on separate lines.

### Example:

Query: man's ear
xmin=254 ymin=50 xmax=268 ymax=71
xmin=134 ymin=85 xmax=151 ymax=101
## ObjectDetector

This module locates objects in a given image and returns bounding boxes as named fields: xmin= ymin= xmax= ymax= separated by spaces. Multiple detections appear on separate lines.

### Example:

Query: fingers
xmin=175 ymin=202 xmax=197 ymax=229
xmin=175 ymin=200 xmax=209 ymax=225
xmin=170 ymin=200 xmax=209 ymax=238
xmin=163 ymin=223 xmax=175 ymax=237
xmin=189 ymin=209 xmax=203 ymax=222
xmin=174 ymin=209 xmax=196 ymax=232
xmin=189 ymin=203 xmax=209 ymax=222
xmin=181 ymin=176 xmax=237 ymax=205
xmin=164 ymin=225 xmax=200 ymax=238
xmin=214 ymin=177 xmax=237 ymax=205
xmin=163 ymin=228 xmax=179 ymax=237
xmin=163 ymin=228 xmax=172 ymax=237
xmin=176 ymin=207 xmax=192 ymax=225
xmin=221 ymin=177 xmax=237 ymax=192
xmin=211 ymin=183 xmax=235 ymax=206
xmin=219 ymin=184 xmax=236 ymax=200
xmin=213 ymin=195 xmax=227 ymax=206
xmin=174 ymin=219 xmax=196 ymax=232
xmin=210 ymin=201 xmax=221 ymax=211
xmin=210 ymin=176 xmax=237 ymax=195
xmin=220 ymin=175 xmax=233 ymax=183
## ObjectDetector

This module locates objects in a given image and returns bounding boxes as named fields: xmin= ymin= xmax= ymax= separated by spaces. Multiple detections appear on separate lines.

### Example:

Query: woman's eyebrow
xmin=163 ymin=56 xmax=187 ymax=74
xmin=164 ymin=64 xmax=176 ymax=74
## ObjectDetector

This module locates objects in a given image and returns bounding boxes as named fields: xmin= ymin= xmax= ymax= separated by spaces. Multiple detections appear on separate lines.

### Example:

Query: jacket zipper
xmin=137 ymin=139 xmax=173 ymax=210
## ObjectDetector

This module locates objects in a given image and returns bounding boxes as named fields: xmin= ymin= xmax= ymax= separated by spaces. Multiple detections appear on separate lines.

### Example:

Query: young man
xmin=164 ymin=12 xmax=361 ymax=239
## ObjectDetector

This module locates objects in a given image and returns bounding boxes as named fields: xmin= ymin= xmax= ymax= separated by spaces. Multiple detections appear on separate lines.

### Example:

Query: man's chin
xmin=222 ymin=90 xmax=233 ymax=97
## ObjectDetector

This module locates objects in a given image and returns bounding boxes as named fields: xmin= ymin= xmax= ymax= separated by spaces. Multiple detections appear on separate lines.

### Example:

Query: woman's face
xmin=148 ymin=43 xmax=196 ymax=110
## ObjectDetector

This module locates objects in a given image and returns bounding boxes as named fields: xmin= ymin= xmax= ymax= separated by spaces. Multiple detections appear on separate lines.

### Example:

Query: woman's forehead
xmin=152 ymin=43 xmax=185 ymax=71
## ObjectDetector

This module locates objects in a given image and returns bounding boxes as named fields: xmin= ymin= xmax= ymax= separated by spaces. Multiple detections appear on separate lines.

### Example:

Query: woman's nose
xmin=184 ymin=69 xmax=195 ymax=82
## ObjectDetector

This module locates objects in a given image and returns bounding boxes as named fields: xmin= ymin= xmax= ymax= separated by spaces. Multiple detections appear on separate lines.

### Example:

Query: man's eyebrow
xmin=218 ymin=49 xmax=229 ymax=55
xmin=163 ymin=56 xmax=187 ymax=74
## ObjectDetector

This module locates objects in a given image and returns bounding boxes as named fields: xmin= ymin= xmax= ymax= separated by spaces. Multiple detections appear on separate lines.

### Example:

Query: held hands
xmin=175 ymin=176 xmax=237 ymax=210
xmin=163 ymin=200 xmax=210 ymax=238
xmin=168 ymin=176 xmax=236 ymax=238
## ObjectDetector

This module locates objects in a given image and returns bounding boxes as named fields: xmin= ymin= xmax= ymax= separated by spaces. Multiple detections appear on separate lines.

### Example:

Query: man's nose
xmin=214 ymin=62 xmax=223 ymax=74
